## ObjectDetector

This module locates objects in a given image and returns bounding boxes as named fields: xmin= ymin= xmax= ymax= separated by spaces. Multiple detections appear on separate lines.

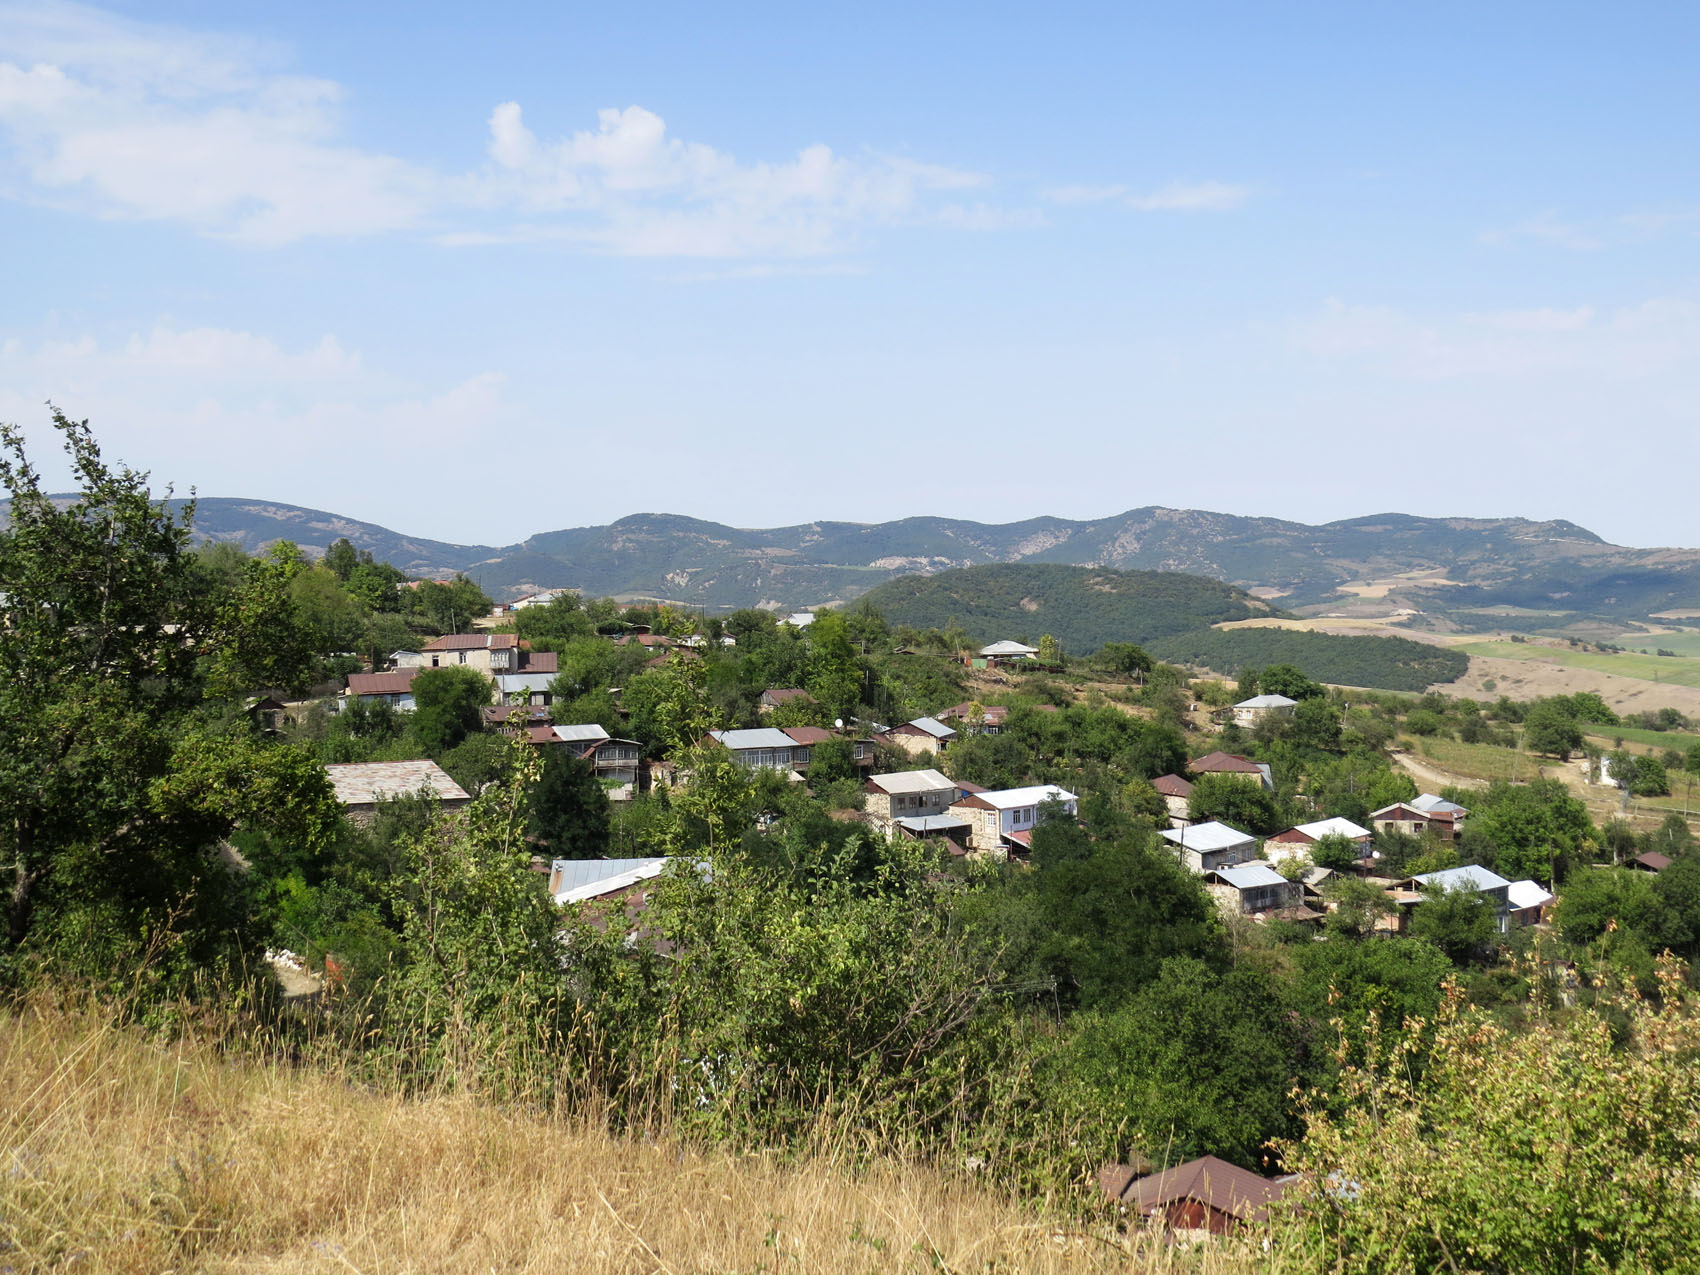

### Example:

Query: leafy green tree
xmin=410 ymin=665 xmax=492 ymax=754
xmin=804 ymin=737 xmax=856 ymax=787
xmin=805 ymin=610 xmax=864 ymax=721
xmin=943 ymin=731 xmax=1031 ymax=790
xmin=0 ymin=411 xmax=338 ymax=973
xmin=1558 ymin=691 xmax=1619 ymax=725
xmin=1291 ymin=696 xmax=1343 ymax=751
xmin=1044 ymin=958 xmax=1299 ymax=1168
xmin=1410 ymin=883 xmax=1500 ymax=964
xmin=528 ymin=750 xmax=612 ymax=858
xmin=1320 ymin=875 xmax=1396 ymax=939
xmin=1186 ymin=772 xmax=1286 ymax=835
xmin=1310 ymin=832 xmax=1364 ymax=871
xmin=1469 ymin=778 xmax=1594 ymax=882
xmin=1100 ymin=641 xmax=1154 ymax=680
xmin=1523 ymin=700 xmax=1584 ymax=759
xmin=411 ymin=575 xmax=493 ymax=634
xmin=1258 ymin=664 xmax=1324 ymax=700
xmin=515 ymin=592 xmax=596 ymax=644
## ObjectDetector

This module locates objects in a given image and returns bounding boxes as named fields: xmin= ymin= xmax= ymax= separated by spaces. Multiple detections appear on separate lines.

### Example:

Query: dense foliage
xmin=1150 ymin=627 xmax=1468 ymax=691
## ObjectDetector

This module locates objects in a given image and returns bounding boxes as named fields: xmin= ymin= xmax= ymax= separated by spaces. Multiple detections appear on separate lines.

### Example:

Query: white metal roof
xmin=1208 ymin=863 xmax=1288 ymax=890
xmin=552 ymin=857 xmax=669 ymax=903
xmin=1413 ymin=865 xmax=1511 ymax=894
xmin=895 ymin=814 xmax=972 ymax=833
xmin=869 ymin=768 xmax=957 ymax=795
xmin=1506 ymin=879 xmax=1555 ymax=910
xmin=493 ymin=673 xmax=556 ymax=693
xmin=971 ymin=784 xmax=1077 ymax=810
xmin=1292 ymin=817 xmax=1373 ymax=841
xmin=1235 ymin=694 xmax=1298 ymax=709
xmin=1411 ymin=793 xmax=1470 ymax=816
xmin=553 ymin=723 xmax=612 ymax=744
xmin=979 ymin=640 xmax=1039 ymax=656
xmin=905 ymin=716 xmax=956 ymax=739
xmin=1161 ymin=821 xmax=1257 ymax=852
xmin=710 ymin=727 xmax=798 ymax=750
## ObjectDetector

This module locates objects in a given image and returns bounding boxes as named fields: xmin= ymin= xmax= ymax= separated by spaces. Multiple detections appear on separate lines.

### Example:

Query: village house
xmin=1506 ymin=878 xmax=1556 ymax=927
xmin=1161 ymin=820 xmax=1259 ymax=874
xmin=324 ymin=759 xmax=470 ymax=825
xmin=1396 ymin=864 xmax=1514 ymax=933
xmin=1202 ymin=862 xmax=1307 ymax=919
xmin=343 ymin=668 xmax=420 ymax=712
xmin=399 ymin=632 xmax=522 ymax=673
xmin=1098 ymin=1156 xmax=1291 ymax=1235
xmin=1231 ymin=693 xmax=1298 ymax=728
xmin=1631 ymin=851 xmax=1673 ymax=873
xmin=550 ymin=856 xmax=670 ymax=905
xmin=1263 ymin=816 xmax=1374 ymax=867
xmin=935 ymin=702 xmax=1011 ymax=735
xmin=949 ymin=784 xmax=1078 ymax=856
xmin=973 ymin=639 xmax=1039 ymax=669
xmin=885 ymin=716 xmax=957 ymax=757
xmin=1152 ymin=773 xmax=1194 ymax=827
xmin=1188 ymin=751 xmax=1274 ymax=789
xmin=1370 ymin=798 xmax=1463 ymax=841
xmin=864 ymin=768 xmax=960 ymax=830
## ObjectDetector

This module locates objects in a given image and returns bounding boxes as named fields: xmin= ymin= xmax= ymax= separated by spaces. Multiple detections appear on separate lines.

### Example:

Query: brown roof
xmin=1189 ymin=752 xmax=1263 ymax=774
xmin=481 ymin=705 xmax=553 ymax=725
xmin=515 ymin=650 xmax=558 ymax=674
xmin=617 ymin=633 xmax=675 ymax=647
xmin=1634 ymin=851 xmax=1673 ymax=872
xmin=760 ymin=688 xmax=815 ymax=704
xmin=1121 ymin=1156 xmax=1288 ymax=1222
xmin=422 ymin=633 xmax=519 ymax=652
xmin=1268 ymin=827 xmax=1315 ymax=844
xmin=780 ymin=726 xmax=837 ymax=745
xmin=346 ymin=669 xmax=419 ymax=696
xmin=1152 ymin=773 xmax=1193 ymax=797
xmin=956 ymin=780 xmax=989 ymax=794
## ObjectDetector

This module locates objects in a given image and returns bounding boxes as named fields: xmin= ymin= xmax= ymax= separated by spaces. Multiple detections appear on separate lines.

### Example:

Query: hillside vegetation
xmin=1150 ymin=627 xmax=1469 ymax=691
xmin=857 ymin=563 xmax=1273 ymax=652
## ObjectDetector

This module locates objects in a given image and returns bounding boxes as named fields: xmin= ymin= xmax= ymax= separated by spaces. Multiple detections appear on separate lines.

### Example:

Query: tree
xmin=1321 ymin=875 xmax=1396 ymax=940
xmin=1291 ymin=696 xmax=1343 ymax=751
xmin=528 ymin=750 xmax=612 ymax=858
xmin=1523 ymin=700 xmax=1584 ymax=759
xmin=412 ymin=575 xmax=493 ymax=634
xmin=1469 ymin=778 xmax=1594 ymax=883
xmin=410 ymin=665 xmax=491 ymax=754
xmin=0 ymin=411 xmax=337 ymax=973
xmin=1410 ymin=884 xmax=1499 ymax=964
xmin=1101 ymin=642 xmax=1154 ymax=681
xmin=1187 ymin=773 xmax=1286 ymax=835
xmin=1037 ymin=633 xmax=1063 ymax=666
xmin=1258 ymin=664 xmax=1324 ymax=700
xmin=804 ymin=610 xmax=864 ymax=721
xmin=1311 ymin=832 xmax=1364 ymax=871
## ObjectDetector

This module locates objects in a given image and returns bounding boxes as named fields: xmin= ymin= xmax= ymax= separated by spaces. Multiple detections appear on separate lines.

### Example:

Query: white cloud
xmin=1477 ymin=210 xmax=1601 ymax=251
xmin=1127 ymin=180 xmax=1249 ymax=212
xmin=1292 ymin=296 xmax=1700 ymax=379
xmin=0 ymin=2 xmax=1004 ymax=255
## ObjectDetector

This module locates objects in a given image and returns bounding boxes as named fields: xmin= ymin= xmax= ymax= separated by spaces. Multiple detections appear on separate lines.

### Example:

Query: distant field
xmin=1583 ymin=725 xmax=1700 ymax=751
xmin=1623 ymin=629 xmax=1700 ymax=657
xmin=1407 ymin=736 xmax=1544 ymax=783
xmin=1451 ymin=641 xmax=1700 ymax=690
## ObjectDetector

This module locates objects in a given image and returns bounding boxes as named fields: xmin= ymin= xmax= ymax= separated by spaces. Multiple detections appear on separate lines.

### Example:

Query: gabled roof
xmin=956 ymin=784 xmax=1077 ymax=811
xmin=1235 ymin=694 xmax=1298 ymax=709
xmin=1189 ymin=751 xmax=1264 ymax=774
xmin=1274 ymin=817 xmax=1373 ymax=844
xmin=868 ymin=768 xmax=958 ymax=796
xmin=780 ymin=726 xmax=836 ymax=745
xmin=708 ymin=727 xmax=797 ymax=751
xmin=324 ymin=759 xmax=470 ymax=806
xmin=1119 ymin=1155 xmax=1289 ymax=1222
xmin=1152 ymin=773 xmax=1193 ymax=798
xmin=1506 ymin=879 xmax=1556 ymax=911
xmin=346 ymin=669 xmax=419 ymax=696
xmin=1206 ymin=863 xmax=1289 ymax=890
xmin=1161 ymin=821 xmax=1256 ymax=852
xmin=553 ymin=723 xmax=612 ymax=744
xmin=423 ymin=633 xmax=518 ymax=652
xmin=1412 ymin=864 xmax=1511 ymax=894
xmin=1371 ymin=802 xmax=1457 ymax=822
xmin=1411 ymin=793 xmax=1470 ymax=816
xmin=898 ymin=716 xmax=956 ymax=739
xmin=1634 ymin=851 xmax=1673 ymax=872
xmin=979 ymin=640 xmax=1039 ymax=657
xmin=759 ymin=687 xmax=814 ymax=704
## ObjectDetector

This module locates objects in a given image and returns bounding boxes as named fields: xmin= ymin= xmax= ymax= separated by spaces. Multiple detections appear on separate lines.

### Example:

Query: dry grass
xmin=0 ymin=1000 xmax=1273 ymax=1275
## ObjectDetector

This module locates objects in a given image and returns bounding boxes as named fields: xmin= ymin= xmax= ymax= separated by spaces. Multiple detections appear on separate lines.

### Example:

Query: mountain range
xmin=69 ymin=497 xmax=1700 ymax=632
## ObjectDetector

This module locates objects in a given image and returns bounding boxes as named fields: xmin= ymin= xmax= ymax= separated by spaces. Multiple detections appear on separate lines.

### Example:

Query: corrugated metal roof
xmin=895 ymin=814 xmax=971 ymax=833
xmin=553 ymin=723 xmax=612 ymax=743
xmin=324 ymin=759 xmax=470 ymax=805
xmin=1189 ymin=751 xmax=1264 ymax=773
xmin=971 ymin=784 xmax=1077 ymax=810
xmin=979 ymin=640 xmax=1038 ymax=656
xmin=1413 ymin=865 xmax=1511 ymax=893
xmin=1207 ymin=863 xmax=1288 ymax=889
xmin=1290 ymin=816 xmax=1373 ymax=841
xmin=1411 ymin=793 xmax=1470 ymax=816
xmin=346 ymin=669 xmax=419 ymax=695
xmin=423 ymin=633 xmax=519 ymax=651
xmin=1152 ymin=773 xmax=1193 ymax=797
xmin=1161 ymin=821 xmax=1256 ymax=852
xmin=1506 ymin=879 xmax=1555 ymax=910
xmin=552 ymin=857 xmax=669 ymax=903
xmin=710 ymin=728 xmax=798 ymax=750
xmin=869 ymin=768 xmax=957 ymax=795
xmin=903 ymin=716 xmax=956 ymax=739
xmin=1235 ymin=694 xmax=1297 ymax=708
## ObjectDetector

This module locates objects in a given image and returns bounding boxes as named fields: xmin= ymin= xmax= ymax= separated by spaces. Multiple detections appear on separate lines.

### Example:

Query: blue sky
xmin=2 ymin=1 xmax=1697 ymax=547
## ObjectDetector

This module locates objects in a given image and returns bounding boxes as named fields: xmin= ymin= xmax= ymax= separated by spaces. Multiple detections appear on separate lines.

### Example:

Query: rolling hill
xmin=854 ymin=563 xmax=1278 ymax=653
xmin=19 ymin=495 xmax=1700 ymax=628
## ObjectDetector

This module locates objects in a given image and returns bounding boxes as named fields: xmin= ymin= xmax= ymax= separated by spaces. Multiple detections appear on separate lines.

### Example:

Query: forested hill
xmin=855 ymin=563 xmax=1276 ymax=653
xmin=1149 ymin=627 xmax=1470 ymax=692
xmin=43 ymin=496 xmax=1699 ymax=623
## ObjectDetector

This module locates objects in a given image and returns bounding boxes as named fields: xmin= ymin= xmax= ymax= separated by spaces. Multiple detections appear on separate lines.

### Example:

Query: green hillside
xmin=857 ymin=563 xmax=1274 ymax=653
xmin=1149 ymin=627 xmax=1469 ymax=691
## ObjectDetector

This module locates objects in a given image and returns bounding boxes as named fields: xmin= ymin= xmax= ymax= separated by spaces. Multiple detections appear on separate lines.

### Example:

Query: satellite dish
xmin=834 ymin=718 xmax=844 ymax=729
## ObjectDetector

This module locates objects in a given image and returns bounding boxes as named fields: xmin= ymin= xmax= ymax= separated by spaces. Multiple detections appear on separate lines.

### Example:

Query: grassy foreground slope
xmin=858 ymin=563 xmax=1273 ymax=653
xmin=1 ymin=1003 xmax=1261 ymax=1275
